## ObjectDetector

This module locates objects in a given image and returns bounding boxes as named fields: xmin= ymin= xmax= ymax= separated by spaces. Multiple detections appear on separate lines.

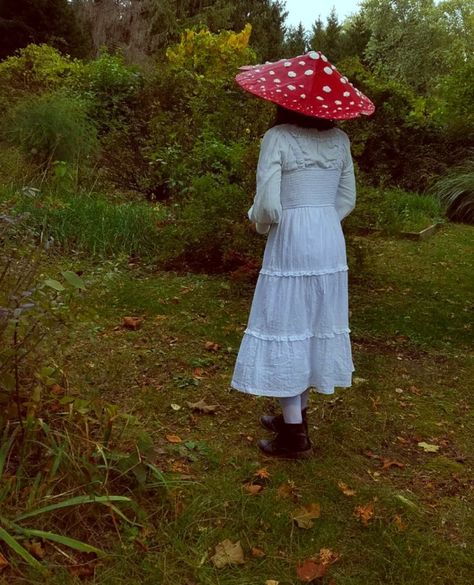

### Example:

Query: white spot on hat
xmin=321 ymin=54 xmax=328 ymax=62
xmin=308 ymin=51 xmax=319 ymax=60
xmin=343 ymin=91 xmax=350 ymax=97
xmin=298 ymin=61 xmax=306 ymax=65
xmin=350 ymin=101 xmax=355 ymax=105
xmin=337 ymin=107 xmax=342 ymax=110
xmin=276 ymin=89 xmax=282 ymax=92
xmin=284 ymin=61 xmax=291 ymax=67
xmin=274 ymin=78 xmax=281 ymax=83
xmin=300 ymin=94 xmax=306 ymax=99
xmin=288 ymin=71 xmax=297 ymax=77
xmin=323 ymin=85 xmax=332 ymax=93
xmin=288 ymin=85 xmax=296 ymax=90
xmin=335 ymin=100 xmax=342 ymax=105
xmin=322 ymin=104 xmax=329 ymax=108
xmin=340 ymin=77 xmax=348 ymax=84
xmin=269 ymin=70 xmax=275 ymax=75
xmin=316 ymin=96 xmax=324 ymax=101
xmin=323 ymin=66 xmax=333 ymax=75
xmin=304 ymin=69 xmax=314 ymax=76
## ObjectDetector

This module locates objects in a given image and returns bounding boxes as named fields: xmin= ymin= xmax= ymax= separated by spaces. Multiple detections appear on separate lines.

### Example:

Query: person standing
xmin=231 ymin=51 xmax=375 ymax=459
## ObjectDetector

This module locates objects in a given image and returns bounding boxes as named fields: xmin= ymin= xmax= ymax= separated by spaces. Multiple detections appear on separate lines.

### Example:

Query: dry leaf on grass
xmin=354 ymin=502 xmax=374 ymax=526
xmin=186 ymin=399 xmax=218 ymax=414
xmin=251 ymin=547 xmax=266 ymax=558
xmin=318 ymin=548 xmax=340 ymax=565
xmin=243 ymin=483 xmax=263 ymax=495
xmin=278 ymin=480 xmax=300 ymax=501
xmin=392 ymin=514 xmax=407 ymax=532
xmin=0 ymin=553 xmax=9 ymax=572
xmin=166 ymin=434 xmax=182 ymax=443
xmin=337 ymin=481 xmax=356 ymax=496
xmin=381 ymin=458 xmax=405 ymax=470
xmin=255 ymin=467 xmax=271 ymax=480
xmin=122 ymin=316 xmax=143 ymax=330
xmin=292 ymin=503 xmax=321 ymax=529
xmin=418 ymin=442 xmax=440 ymax=453
xmin=265 ymin=581 xmax=279 ymax=585
xmin=210 ymin=539 xmax=245 ymax=568
xmin=296 ymin=559 xmax=327 ymax=581
xmin=204 ymin=341 xmax=220 ymax=352
xmin=23 ymin=540 xmax=46 ymax=560
xmin=50 ymin=383 xmax=65 ymax=396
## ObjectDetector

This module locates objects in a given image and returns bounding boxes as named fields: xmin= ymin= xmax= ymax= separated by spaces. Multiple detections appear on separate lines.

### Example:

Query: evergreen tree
xmin=0 ymin=0 xmax=91 ymax=60
xmin=283 ymin=22 xmax=307 ymax=56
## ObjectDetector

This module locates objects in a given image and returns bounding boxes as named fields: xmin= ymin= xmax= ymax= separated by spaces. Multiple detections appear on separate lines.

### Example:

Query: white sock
xmin=279 ymin=394 xmax=303 ymax=424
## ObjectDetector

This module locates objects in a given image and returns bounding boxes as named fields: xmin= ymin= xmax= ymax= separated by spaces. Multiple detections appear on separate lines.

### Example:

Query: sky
xmin=283 ymin=0 xmax=362 ymax=29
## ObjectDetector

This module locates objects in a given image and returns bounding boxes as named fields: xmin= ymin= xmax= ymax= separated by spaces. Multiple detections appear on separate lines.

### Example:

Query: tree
xmin=360 ymin=0 xmax=454 ymax=93
xmin=309 ymin=8 xmax=343 ymax=62
xmin=0 ymin=0 xmax=91 ymax=60
xmin=283 ymin=22 xmax=307 ymax=56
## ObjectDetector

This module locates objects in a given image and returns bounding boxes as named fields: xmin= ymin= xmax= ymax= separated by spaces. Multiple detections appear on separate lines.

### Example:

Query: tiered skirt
xmin=231 ymin=206 xmax=354 ymax=397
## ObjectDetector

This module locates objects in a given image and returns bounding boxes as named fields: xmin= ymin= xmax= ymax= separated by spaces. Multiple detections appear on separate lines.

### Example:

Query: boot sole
xmin=258 ymin=444 xmax=313 ymax=460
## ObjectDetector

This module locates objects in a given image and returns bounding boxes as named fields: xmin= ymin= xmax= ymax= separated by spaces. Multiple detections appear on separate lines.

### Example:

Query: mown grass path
xmin=25 ymin=224 xmax=473 ymax=585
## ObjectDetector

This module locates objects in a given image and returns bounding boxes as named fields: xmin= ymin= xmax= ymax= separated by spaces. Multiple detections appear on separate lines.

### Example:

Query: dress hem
xmin=230 ymin=379 xmax=352 ymax=397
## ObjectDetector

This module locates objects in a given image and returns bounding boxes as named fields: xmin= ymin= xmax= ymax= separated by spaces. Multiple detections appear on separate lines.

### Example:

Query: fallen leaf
xmin=243 ymin=483 xmax=263 ymax=495
xmin=418 ymin=442 xmax=440 ymax=453
xmin=296 ymin=559 xmax=327 ymax=581
xmin=210 ymin=539 xmax=245 ymax=568
xmin=278 ymin=480 xmax=300 ymax=501
xmin=122 ymin=316 xmax=143 ymax=330
xmin=255 ymin=467 xmax=271 ymax=480
xmin=170 ymin=403 xmax=181 ymax=411
xmin=354 ymin=502 xmax=374 ymax=526
xmin=318 ymin=548 xmax=340 ymax=566
xmin=292 ymin=503 xmax=321 ymax=529
xmin=186 ymin=399 xmax=218 ymax=414
xmin=265 ymin=581 xmax=279 ymax=585
xmin=381 ymin=459 xmax=405 ymax=471
xmin=193 ymin=367 xmax=205 ymax=379
xmin=23 ymin=540 xmax=46 ymax=560
xmin=251 ymin=547 xmax=266 ymax=558
xmin=353 ymin=377 xmax=368 ymax=384
xmin=408 ymin=385 xmax=422 ymax=395
xmin=166 ymin=434 xmax=182 ymax=443
xmin=170 ymin=460 xmax=191 ymax=474
xmin=392 ymin=514 xmax=406 ymax=532
xmin=50 ymin=384 xmax=65 ymax=396
xmin=204 ymin=341 xmax=220 ymax=352
xmin=337 ymin=481 xmax=356 ymax=496
xmin=0 ymin=553 xmax=9 ymax=572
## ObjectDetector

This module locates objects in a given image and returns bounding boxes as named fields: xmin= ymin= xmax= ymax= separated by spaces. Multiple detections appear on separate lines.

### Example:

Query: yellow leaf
xmin=418 ymin=442 xmax=440 ymax=453
xmin=254 ymin=467 xmax=271 ymax=480
xmin=337 ymin=481 xmax=356 ymax=496
xmin=292 ymin=503 xmax=321 ymax=529
xmin=166 ymin=434 xmax=182 ymax=443
xmin=354 ymin=502 xmax=374 ymax=526
xmin=0 ymin=552 xmax=9 ymax=572
xmin=243 ymin=483 xmax=263 ymax=495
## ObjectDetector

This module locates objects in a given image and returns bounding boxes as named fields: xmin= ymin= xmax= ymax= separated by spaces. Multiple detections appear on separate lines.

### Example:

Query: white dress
xmin=231 ymin=123 xmax=356 ymax=397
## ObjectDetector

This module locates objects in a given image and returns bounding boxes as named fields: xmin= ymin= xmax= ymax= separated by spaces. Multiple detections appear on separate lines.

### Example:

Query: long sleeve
xmin=248 ymin=127 xmax=283 ymax=235
xmin=335 ymin=133 xmax=356 ymax=221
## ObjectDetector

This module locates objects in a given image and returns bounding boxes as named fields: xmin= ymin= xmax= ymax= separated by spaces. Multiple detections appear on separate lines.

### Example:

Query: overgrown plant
xmin=431 ymin=162 xmax=474 ymax=224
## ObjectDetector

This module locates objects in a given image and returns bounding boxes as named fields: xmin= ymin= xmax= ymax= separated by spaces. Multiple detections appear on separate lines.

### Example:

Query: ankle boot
xmin=261 ymin=408 xmax=308 ymax=433
xmin=258 ymin=421 xmax=312 ymax=459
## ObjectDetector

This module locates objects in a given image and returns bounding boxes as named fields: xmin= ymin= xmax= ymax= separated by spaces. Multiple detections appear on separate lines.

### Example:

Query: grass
xmin=345 ymin=187 xmax=444 ymax=234
xmin=2 ymin=222 xmax=473 ymax=584
xmin=0 ymin=186 xmax=165 ymax=258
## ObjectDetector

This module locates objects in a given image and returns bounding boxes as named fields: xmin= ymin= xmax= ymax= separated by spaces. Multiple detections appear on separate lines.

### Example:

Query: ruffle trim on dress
xmin=259 ymin=265 xmax=348 ymax=277
xmin=244 ymin=328 xmax=350 ymax=341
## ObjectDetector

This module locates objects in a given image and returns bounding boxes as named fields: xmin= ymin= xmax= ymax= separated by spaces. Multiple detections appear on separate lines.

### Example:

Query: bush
xmin=3 ymin=91 xmax=98 ymax=171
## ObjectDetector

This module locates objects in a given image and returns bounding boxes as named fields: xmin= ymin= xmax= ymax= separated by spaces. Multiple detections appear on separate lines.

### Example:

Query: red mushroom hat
xmin=235 ymin=51 xmax=375 ymax=120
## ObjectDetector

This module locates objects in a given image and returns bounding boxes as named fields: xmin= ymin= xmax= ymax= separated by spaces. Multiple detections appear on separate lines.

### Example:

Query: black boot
xmin=261 ymin=408 xmax=308 ymax=433
xmin=258 ymin=421 xmax=312 ymax=459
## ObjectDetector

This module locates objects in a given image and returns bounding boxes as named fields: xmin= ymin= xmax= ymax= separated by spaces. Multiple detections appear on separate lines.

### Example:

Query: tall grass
xmin=8 ymin=190 xmax=164 ymax=258
xmin=431 ymin=162 xmax=474 ymax=224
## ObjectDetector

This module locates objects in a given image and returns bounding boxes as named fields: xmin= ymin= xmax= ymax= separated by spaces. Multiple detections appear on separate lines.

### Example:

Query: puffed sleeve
xmin=248 ymin=127 xmax=283 ymax=235
xmin=335 ymin=132 xmax=356 ymax=221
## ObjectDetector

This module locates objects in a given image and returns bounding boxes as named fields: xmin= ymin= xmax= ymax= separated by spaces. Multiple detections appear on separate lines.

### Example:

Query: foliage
xmin=3 ymin=91 xmax=98 ymax=171
xmin=430 ymin=162 xmax=474 ymax=223
xmin=0 ymin=0 xmax=91 ymax=60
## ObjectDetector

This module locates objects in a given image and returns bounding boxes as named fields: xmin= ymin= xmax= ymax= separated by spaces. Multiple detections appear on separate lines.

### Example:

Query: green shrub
xmin=3 ymin=91 xmax=98 ymax=170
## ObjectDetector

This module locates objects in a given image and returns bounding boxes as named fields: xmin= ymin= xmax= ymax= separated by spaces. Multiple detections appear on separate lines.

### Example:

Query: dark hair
xmin=272 ymin=105 xmax=336 ymax=131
